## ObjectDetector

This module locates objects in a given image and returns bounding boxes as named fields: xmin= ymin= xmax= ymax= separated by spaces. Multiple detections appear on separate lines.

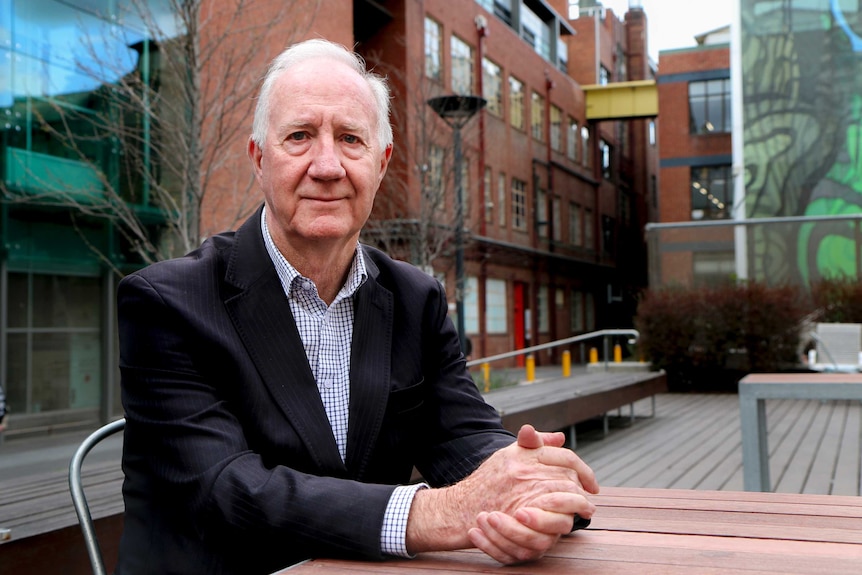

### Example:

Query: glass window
xmin=474 ymin=0 xmax=513 ymax=25
xmin=552 ymin=196 xmax=561 ymax=242
xmin=599 ymin=65 xmax=611 ymax=85
xmin=482 ymin=57 xmax=502 ymax=116
xmin=484 ymin=167 xmax=493 ymax=223
xmin=451 ymin=35 xmax=474 ymax=95
xmin=600 ymin=139 xmax=611 ymax=179
xmin=569 ymin=202 xmax=582 ymax=246
xmin=537 ymin=188 xmax=548 ymax=238
xmin=691 ymin=165 xmax=732 ymax=220
xmin=425 ymin=17 xmax=442 ymax=81
xmin=465 ymin=276 xmax=479 ymax=334
xmin=486 ymin=278 xmax=508 ymax=334
xmin=689 ymin=78 xmax=731 ymax=134
xmin=531 ymin=91 xmax=545 ymax=141
xmin=571 ymin=290 xmax=584 ymax=332
xmin=520 ymin=4 xmax=551 ymax=60
xmin=567 ymin=117 xmax=578 ymax=161
xmin=581 ymin=125 xmax=590 ymax=167
xmin=550 ymin=105 xmax=562 ymax=152
xmin=538 ymin=284 xmax=549 ymax=333
xmin=512 ymin=178 xmax=527 ymax=231
xmin=5 ymin=272 xmax=102 ymax=414
xmin=497 ymin=172 xmax=507 ymax=227
xmin=649 ymin=119 xmax=657 ymax=146
xmin=509 ymin=76 xmax=524 ymax=130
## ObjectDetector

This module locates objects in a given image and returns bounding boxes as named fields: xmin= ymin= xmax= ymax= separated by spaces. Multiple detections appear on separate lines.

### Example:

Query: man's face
xmin=249 ymin=58 xmax=391 ymax=253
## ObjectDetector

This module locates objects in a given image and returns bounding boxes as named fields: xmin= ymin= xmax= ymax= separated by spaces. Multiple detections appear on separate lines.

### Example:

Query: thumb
xmin=516 ymin=424 xmax=543 ymax=449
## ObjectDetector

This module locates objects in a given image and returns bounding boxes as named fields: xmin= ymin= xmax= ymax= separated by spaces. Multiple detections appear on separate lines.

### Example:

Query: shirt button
xmin=302 ymin=280 xmax=313 ymax=291
xmin=321 ymin=379 xmax=333 ymax=389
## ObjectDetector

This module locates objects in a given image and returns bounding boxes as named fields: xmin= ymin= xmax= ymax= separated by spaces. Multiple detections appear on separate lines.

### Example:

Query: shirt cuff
xmin=380 ymin=483 xmax=428 ymax=558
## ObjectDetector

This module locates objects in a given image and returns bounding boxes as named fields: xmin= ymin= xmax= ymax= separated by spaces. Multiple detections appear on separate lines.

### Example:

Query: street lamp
xmin=427 ymin=95 xmax=486 ymax=355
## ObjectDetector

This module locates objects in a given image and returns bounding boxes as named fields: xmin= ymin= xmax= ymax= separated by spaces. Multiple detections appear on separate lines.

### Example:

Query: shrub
xmin=810 ymin=276 xmax=862 ymax=323
xmin=635 ymin=282 xmax=807 ymax=392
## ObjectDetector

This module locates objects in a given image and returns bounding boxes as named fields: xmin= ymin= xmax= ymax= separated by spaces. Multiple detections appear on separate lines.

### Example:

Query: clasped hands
xmin=407 ymin=424 xmax=599 ymax=565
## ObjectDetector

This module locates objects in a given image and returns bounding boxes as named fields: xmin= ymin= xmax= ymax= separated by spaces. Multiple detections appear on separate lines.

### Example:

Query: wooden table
xmin=279 ymin=487 xmax=862 ymax=574
xmin=739 ymin=372 xmax=862 ymax=492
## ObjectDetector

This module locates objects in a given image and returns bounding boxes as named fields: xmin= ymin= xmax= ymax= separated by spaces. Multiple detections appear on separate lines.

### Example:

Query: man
xmin=115 ymin=39 xmax=598 ymax=575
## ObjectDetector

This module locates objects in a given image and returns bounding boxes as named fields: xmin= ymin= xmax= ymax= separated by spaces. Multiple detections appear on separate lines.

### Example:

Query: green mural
xmin=743 ymin=0 xmax=862 ymax=285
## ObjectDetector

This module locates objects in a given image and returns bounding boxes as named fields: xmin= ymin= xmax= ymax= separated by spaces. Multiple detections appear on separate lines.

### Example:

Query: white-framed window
xmin=538 ymin=284 xmax=549 ymax=333
xmin=537 ymin=188 xmax=548 ymax=238
xmin=571 ymin=290 xmax=584 ymax=332
xmin=486 ymin=278 xmax=508 ymax=333
xmin=482 ymin=57 xmax=502 ymax=116
xmin=497 ymin=172 xmax=507 ymax=227
xmin=512 ymin=178 xmax=527 ymax=231
xmin=531 ymin=91 xmax=545 ymax=141
xmin=424 ymin=17 xmax=442 ymax=81
xmin=581 ymin=125 xmax=590 ymax=167
xmin=465 ymin=276 xmax=479 ymax=334
xmin=550 ymin=105 xmax=562 ymax=152
xmin=484 ymin=167 xmax=493 ymax=224
xmin=451 ymin=35 xmax=474 ymax=95
xmin=567 ymin=117 xmax=578 ymax=161
xmin=509 ymin=76 xmax=524 ymax=130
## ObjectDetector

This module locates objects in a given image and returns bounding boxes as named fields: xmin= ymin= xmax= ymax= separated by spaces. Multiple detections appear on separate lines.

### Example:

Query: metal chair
xmin=69 ymin=417 xmax=126 ymax=575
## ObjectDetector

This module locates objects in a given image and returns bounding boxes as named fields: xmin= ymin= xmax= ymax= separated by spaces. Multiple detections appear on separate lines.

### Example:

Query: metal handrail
xmin=466 ymin=328 xmax=639 ymax=369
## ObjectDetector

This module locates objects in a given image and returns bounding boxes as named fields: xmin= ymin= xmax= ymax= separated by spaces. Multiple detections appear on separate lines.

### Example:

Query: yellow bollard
xmin=526 ymin=354 xmax=535 ymax=383
xmin=614 ymin=344 xmax=622 ymax=363
xmin=589 ymin=347 xmax=598 ymax=363
xmin=562 ymin=350 xmax=571 ymax=377
xmin=482 ymin=362 xmax=491 ymax=393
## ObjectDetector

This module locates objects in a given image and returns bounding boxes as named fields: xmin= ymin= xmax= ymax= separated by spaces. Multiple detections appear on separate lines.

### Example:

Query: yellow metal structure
xmin=562 ymin=350 xmax=571 ymax=377
xmin=582 ymin=80 xmax=658 ymax=121
xmin=526 ymin=354 xmax=536 ymax=382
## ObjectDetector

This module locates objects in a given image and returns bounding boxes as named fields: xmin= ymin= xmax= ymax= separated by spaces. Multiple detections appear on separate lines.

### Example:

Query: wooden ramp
xmin=574 ymin=393 xmax=862 ymax=496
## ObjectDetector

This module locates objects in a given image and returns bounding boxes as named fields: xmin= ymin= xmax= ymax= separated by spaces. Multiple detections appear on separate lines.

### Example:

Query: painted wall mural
xmin=743 ymin=0 xmax=862 ymax=285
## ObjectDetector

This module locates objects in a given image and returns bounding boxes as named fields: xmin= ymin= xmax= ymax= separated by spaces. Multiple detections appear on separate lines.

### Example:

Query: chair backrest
xmin=68 ymin=417 xmax=126 ymax=575
xmin=815 ymin=323 xmax=862 ymax=369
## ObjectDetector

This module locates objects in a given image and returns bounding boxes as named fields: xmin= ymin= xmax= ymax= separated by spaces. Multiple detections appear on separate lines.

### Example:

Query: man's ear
xmin=377 ymin=143 xmax=393 ymax=184
xmin=248 ymin=137 xmax=263 ymax=180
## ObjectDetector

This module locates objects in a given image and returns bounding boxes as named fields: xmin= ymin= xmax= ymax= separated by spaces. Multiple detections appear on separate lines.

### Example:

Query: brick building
xmin=654 ymin=27 xmax=733 ymax=286
xmin=1 ymin=0 xmax=657 ymax=432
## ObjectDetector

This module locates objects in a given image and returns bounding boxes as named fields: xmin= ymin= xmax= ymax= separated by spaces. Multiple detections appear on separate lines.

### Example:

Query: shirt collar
xmin=260 ymin=205 xmax=367 ymax=300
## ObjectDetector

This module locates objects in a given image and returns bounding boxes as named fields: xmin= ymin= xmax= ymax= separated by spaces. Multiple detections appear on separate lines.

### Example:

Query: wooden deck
xmin=573 ymin=393 xmax=862 ymax=496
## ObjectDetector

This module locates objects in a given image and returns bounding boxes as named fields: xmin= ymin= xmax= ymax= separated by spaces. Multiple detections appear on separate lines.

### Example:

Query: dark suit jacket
xmin=115 ymin=206 xmax=514 ymax=575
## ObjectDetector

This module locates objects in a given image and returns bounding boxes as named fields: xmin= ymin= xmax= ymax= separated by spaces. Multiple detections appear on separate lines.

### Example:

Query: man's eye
xmin=287 ymin=132 xmax=307 ymax=142
xmin=343 ymin=134 xmax=360 ymax=144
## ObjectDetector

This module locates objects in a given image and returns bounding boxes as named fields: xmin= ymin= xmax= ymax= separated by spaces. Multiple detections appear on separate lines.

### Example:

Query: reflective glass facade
xmin=1 ymin=0 xmax=180 ymax=426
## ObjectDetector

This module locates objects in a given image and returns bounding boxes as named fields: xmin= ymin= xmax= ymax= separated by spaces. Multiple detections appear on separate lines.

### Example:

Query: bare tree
xmin=362 ymin=50 xmax=482 ymax=276
xmin=1 ymin=0 xmax=320 ymax=269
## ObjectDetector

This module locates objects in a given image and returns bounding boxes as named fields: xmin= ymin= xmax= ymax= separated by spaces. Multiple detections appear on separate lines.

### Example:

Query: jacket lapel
xmin=222 ymin=207 xmax=345 ymax=473
xmin=345 ymin=251 xmax=393 ymax=479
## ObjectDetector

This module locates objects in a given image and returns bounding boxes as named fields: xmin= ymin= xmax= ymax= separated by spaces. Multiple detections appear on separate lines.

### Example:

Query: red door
xmin=513 ymin=281 xmax=527 ymax=367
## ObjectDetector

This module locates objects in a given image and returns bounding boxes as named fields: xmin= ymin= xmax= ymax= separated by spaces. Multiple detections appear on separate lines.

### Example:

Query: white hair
xmin=251 ymin=39 xmax=393 ymax=151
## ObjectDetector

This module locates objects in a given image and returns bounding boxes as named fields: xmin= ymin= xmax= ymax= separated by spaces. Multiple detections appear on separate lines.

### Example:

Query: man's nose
xmin=308 ymin=139 xmax=347 ymax=180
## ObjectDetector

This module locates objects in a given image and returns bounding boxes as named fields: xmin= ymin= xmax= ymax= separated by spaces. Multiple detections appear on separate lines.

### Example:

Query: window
xmin=584 ymin=207 xmax=594 ymax=249
xmin=599 ymin=65 xmax=611 ymax=85
xmin=497 ymin=172 xmax=507 ymax=227
xmin=6 ymin=273 xmax=102 ymax=414
xmin=512 ymin=178 xmax=527 ymax=231
xmin=484 ymin=167 xmax=493 ymax=223
xmin=482 ymin=57 xmax=502 ymax=116
xmin=649 ymin=119 xmax=656 ymax=146
xmin=520 ymin=4 xmax=551 ymax=60
xmin=537 ymin=284 xmax=549 ymax=333
xmin=585 ymin=292 xmax=596 ymax=331
xmin=531 ymin=92 xmax=545 ymax=141
xmin=426 ymin=145 xmax=444 ymax=195
xmin=570 ymin=291 xmax=584 ymax=332
xmin=424 ymin=17 xmax=442 ymax=81
xmin=486 ymin=278 xmax=508 ymax=333
xmin=569 ymin=202 xmax=582 ymax=246
xmin=458 ymin=160 xmax=470 ymax=219
xmin=474 ymin=0 xmax=513 ymax=25
xmin=567 ymin=117 xmax=578 ymax=161
xmin=600 ymin=139 xmax=611 ymax=179
xmin=693 ymin=252 xmax=736 ymax=287
xmin=465 ymin=277 xmax=479 ymax=333
xmin=552 ymin=196 xmax=562 ymax=242
xmin=689 ymin=78 xmax=731 ymax=134
xmin=691 ymin=165 xmax=732 ymax=220
xmin=550 ymin=105 xmax=562 ymax=152
xmin=581 ymin=125 xmax=590 ymax=167
xmin=509 ymin=76 xmax=524 ymax=130
xmin=451 ymin=35 xmax=474 ymax=95
xmin=537 ymin=188 xmax=548 ymax=238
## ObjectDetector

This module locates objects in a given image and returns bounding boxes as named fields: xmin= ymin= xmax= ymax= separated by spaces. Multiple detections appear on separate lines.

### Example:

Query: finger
xmin=537 ymin=430 xmax=566 ymax=448
xmin=536 ymin=448 xmax=601 ymax=493
xmin=523 ymin=491 xmax=596 ymax=520
xmin=476 ymin=511 xmax=559 ymax=563
xmin=516 ymin=424 xmax=542 ymax=449
xmin=468 ymin=525 xmax=520 ymax=565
